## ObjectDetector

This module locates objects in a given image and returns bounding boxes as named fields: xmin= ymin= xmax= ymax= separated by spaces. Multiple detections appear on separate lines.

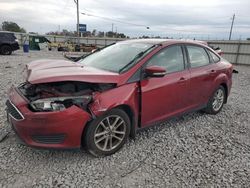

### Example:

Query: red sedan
xmin=6 ymin=39 xmax=233 ymax=156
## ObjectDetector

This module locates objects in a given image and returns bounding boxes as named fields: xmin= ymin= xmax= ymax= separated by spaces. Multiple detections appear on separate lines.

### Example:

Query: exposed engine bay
xmin=18 ymin=81 xmax=116 ymax=112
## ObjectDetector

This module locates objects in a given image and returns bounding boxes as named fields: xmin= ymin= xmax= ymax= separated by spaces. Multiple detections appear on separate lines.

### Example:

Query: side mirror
xmin=145 ymin=66 xmax=166 ymax=77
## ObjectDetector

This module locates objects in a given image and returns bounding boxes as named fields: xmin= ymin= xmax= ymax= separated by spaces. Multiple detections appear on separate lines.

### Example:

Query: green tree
xmin=82 ymin=31 xmax=92 ymax=37
xmin=2 ymin=21 xmax=26 ymax=33
xmin=92 ymin=29 xmax=97 ymax=36
xmin=117 ymin=33 xmax=126 ymax=38
xmin=97 ymin=31 xmax=105 ymax=37
xmin=105 ymin=31 xmax=114 ymax=37
xmin=105 ymin=31 xmax=127 ymax=38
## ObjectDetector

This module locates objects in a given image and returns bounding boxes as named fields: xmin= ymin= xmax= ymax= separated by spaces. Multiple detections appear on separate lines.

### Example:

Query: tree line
xmin=0 ymin=21 xmax=129 ymax=38
xmin=3 ymin=21 xmax=249 ymax=40
xmin=46 ymin=29 xmax=129 ymax=38
xmin=0 ymin=21 xmax=26 ymax=33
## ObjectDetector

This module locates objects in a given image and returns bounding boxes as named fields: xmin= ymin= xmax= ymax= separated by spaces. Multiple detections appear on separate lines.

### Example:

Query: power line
xmin=81 ymin=12 xmax=150 ymax=29
xmin=80 ymin=10 xmax=245 ymax=38
xmin=80 ymin=11 xmax=232 ymax=34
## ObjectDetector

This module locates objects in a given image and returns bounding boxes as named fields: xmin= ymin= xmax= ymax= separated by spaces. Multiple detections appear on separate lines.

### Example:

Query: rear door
xmin=140 ymin=45 xmax=190 ymax=127
xmin=185 ymin=45 xmax=217 ymax=107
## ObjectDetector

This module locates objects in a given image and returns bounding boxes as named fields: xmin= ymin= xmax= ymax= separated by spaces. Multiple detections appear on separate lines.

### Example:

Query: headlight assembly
xmin=30 ymin=95 xmax=92 ymax=112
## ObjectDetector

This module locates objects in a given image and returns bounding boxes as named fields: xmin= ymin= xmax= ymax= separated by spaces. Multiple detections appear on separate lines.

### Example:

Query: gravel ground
xmin=0 ymin=51 xmax=250 ymax=187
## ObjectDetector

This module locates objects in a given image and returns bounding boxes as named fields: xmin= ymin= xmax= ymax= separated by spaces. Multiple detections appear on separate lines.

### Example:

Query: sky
xmin=0 ymin=0 xmax=250 ymax=40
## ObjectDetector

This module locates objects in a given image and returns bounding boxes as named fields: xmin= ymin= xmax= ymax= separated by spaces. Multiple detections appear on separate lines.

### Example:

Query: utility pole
xmin=74 ymin=0 xmax=80 ymax=45
xmin=111 ymin=23 xmax=114 ymax=37
xmin=229 ymin=14 xmax=235 ymax=40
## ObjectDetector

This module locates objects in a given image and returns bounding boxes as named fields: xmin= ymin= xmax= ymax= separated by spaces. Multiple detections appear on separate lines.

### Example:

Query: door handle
xmin=178 ymin=77 xmax=186 ymax=83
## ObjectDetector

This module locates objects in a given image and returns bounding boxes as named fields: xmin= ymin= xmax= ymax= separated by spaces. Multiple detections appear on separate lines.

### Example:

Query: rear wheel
xmin=0 ymin=45 xmax=12 ymax=55
xmin=84 ymin=109 xmax=130 ymax=157
xmin=204 ymin=86 xmax=226 ymax=114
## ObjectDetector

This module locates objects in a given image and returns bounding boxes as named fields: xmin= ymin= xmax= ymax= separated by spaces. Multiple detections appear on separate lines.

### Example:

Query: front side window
xmin=187 ymin=45 xmax=210 ymax=68
xmin=146 ymin=45 xmax=184 ymax=74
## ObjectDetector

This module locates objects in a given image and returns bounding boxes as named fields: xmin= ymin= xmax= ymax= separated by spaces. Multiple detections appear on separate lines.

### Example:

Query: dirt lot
xmin=0 ymin=51 xmax=250 ymax=187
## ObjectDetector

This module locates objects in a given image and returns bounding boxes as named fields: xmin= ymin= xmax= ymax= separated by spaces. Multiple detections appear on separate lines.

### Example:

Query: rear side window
xmin=208 ymin=50 xmax=220 ymax=63
xmin=187 ymin=45 xmax=210 ymax=68
xmin=0 ymin=33 xmax=15 ymax=40
xmin=0 ymin=33 xmax=8 ymax=39
xmin=147 ymin=45 xmax=185 ymax=74
xmin=9 ymin=34 xmax=16 ymax=40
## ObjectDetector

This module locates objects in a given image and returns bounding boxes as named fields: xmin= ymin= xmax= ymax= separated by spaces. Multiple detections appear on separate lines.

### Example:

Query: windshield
xmin=78 ymin=43 xmax=153 ymax=73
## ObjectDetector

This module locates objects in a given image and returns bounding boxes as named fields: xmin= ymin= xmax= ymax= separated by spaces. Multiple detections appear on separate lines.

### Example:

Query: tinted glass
xmin=147 ymin=45 xmax=184 ymax=73
xmin=0 ymin=33 xmax=15 ymax=40
xmin=187 ymin=46 xmax=210 ymax=68
xmin=79 ymin=43 xmax=152 ymax=73
xmin=0 ymin=33 xmax=8 ymax=39
xmin=208 ymin=50 xmax=220 ymax=63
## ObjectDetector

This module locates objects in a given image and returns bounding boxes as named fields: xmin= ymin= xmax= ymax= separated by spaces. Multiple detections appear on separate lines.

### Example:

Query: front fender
xmin=89 ymin=82 xmax=139 ymax=124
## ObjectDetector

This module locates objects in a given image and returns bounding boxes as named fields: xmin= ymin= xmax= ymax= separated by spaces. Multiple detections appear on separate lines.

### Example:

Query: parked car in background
xmin=6 ymin=39 xmax=233 ymax=156
xmin=0 ymin=32 xmax=19 ymax=55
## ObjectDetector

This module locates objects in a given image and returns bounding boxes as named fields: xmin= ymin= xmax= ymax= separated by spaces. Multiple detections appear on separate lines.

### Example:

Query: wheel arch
xmin=0 ymin=43 xmax=12 ymax=48
xmin=212 ymin=73 xmax=229 ymax=103
xmin=0 ymin=44 xmax=13 ymax=55
xmin=115 ymin=104 xmax=137 ymax=138
xmin=220 ymin=82 xmax=228 ymax=103
xmin=81 ymin=104 xmax=137 ymax=147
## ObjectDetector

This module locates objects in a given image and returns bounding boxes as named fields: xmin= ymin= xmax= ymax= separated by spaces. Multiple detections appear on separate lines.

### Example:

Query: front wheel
xmin=0 ymin=45 xmax=12 ymax=55
xmin=204 ymin=86 xmax=226 ymax=114
xmin=84 ymin=109 xmax=130 ymax=157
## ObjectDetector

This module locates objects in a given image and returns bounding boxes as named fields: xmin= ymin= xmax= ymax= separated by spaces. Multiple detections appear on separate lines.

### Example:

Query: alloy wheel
xmin=94 ymin=115 xmax=126 ymax=152
xmin=212 ymin=88 xmax=224 ymax=111
xmin=1 ymin=45 xmax=12 ymax=55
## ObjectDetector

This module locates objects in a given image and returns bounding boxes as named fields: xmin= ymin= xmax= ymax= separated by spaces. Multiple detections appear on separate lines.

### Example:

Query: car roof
xmin=0 ymin=32 xmax=14 ymax=35
xmin=119 ymin=39 xmax=208 ymax=47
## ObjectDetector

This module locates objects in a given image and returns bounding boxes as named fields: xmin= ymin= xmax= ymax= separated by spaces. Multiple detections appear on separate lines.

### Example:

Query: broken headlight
xmin=30 ymin=95 xmax=92 ymax=112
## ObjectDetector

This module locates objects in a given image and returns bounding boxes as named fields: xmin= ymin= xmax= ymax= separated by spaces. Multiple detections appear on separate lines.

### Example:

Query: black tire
xmin=0 ymin=45 xmax=12 ymax=55
xmin=84 ymin=108 xmax=130 ymax=157
xmin=204 ymin=86 xmax=226 ymax=114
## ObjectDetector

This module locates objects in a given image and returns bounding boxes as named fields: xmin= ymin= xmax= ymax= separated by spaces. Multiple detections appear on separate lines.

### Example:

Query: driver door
xmin=140 ymin=45 xmax=190 ymax=127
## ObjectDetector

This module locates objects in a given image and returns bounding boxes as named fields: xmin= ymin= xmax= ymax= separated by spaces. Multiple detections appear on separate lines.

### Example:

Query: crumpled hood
xmin=26 ymin=59 xmax=120 ymax=84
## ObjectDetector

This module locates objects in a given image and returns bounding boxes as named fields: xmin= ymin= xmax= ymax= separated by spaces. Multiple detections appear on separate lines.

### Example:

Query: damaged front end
xmin=7 ymin=78 xmax=138 ymax=149
xmin=18 ymin=81 xmax=116 ymax=113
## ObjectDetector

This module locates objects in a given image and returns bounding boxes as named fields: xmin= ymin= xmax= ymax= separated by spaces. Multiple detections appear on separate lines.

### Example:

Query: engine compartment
xmin=18 ymin=81 xmax=116 ymax=112
xmin=19 ymin=81 xmax=116 ymax=101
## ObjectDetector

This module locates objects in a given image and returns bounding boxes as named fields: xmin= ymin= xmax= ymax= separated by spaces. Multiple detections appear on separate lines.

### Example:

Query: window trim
xmin=206 ymin=48 xmax=221 ymax=63
xmin=143 ymin=44 xmax=187 ymax=76
xmin=185 ymin=44 xmax=212 ymax=69
xmin=181 ymin=44 xmax=189 ymax=69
